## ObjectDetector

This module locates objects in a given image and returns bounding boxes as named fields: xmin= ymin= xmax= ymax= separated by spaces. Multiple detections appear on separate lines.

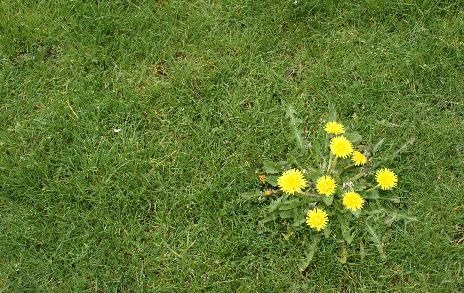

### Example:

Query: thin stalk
xmin=350 ymin=172 xmax=366 ymax=182
xmin=327 ymin=153 xmax=337 ymax=172
xmin=339 ymin=163 xmax=355 ymax=176
xmin=343 ymin=163 xmax=355 ymax=171
xmin=364 ymin=185 xmax=379 ymax=192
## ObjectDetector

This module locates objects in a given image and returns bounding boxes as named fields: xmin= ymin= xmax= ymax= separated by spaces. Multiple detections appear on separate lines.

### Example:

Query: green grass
xmin=1 ymin=0 xmax=463 ymax=291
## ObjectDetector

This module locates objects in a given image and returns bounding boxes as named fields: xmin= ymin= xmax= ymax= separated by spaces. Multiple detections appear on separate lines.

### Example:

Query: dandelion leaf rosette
xmin=250 ymin=105 xmax=414 ymax=267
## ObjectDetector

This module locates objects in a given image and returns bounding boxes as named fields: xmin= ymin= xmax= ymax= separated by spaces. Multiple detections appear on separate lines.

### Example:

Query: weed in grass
xmin=0 ymin=0 xmax=463 ymax=291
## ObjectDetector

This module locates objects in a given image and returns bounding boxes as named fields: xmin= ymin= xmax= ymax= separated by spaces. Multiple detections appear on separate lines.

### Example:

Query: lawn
xmin=1 ymin=0 xmax=463 ymax=291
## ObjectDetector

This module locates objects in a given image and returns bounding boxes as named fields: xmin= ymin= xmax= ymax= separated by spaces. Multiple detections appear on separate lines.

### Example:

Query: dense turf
xmin=1 ymin=0 xmax=463 ymax=291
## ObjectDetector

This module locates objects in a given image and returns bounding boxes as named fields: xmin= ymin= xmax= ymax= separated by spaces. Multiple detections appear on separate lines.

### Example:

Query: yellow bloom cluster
xmin=269 ymin=118 xmax=400 ymax=234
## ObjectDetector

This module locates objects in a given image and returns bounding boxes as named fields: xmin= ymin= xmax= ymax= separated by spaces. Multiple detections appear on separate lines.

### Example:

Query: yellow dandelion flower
xmin=306 ymin=208 xmax=328 ymax=231
xmin=351 ymin=151 xmax=367 ymax=166
xmin=330 ymin=136 xmax=353 ymax=158
xmin=375 ymin=168 xmax=398 ymax=190
xmin=316 ymin=175 xmax=336 ymax=196
xmin=324 ymin=121 xmax=345 ymax=135
xmin=342 ymin=191 xmax=364 ymax=211
xmin=277 ymin=169 xmax=307 ymax=195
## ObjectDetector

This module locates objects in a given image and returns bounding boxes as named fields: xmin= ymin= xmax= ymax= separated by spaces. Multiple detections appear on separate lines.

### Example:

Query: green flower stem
xmin=350 ymin=172 xmax=366 ymax=181
xmin=327 ymin=154 xmax=338 ymax=172
xmin=327 ymin=153 xmax=333 ymax=172
xmin=339 ymin=163 xmax=355 ymax=176
xmin=343 ymin=163 xmax=355 ymax=171
xmin=364 ymin=185 xmax=379 ymax=192
xmin=331 ymin=157 xmax=338 ymax=171
xmin=304 ymin=192 xmax=319 ymax=198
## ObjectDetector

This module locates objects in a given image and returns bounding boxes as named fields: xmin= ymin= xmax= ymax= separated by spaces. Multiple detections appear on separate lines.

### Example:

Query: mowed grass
xmin=0 ymin=0 xmax=463 ymax=291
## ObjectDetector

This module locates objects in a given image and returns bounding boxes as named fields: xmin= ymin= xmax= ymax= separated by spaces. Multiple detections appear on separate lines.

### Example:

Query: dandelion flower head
xmin=316 ymin=175 xmax=336 ymax=196
xmin=342 ymin=191 xmax=364 ymax=211
xmin=352 ymin=151 xmax=367 ymax=166
xmin=330 ymin=136 xmax=353 ymax=158
xmin=325 ymin=121 xmax=345 ymax=135
xmin=277 ymin=169 xmax=307 ymax=195
xmin=375 ymin=168 xmax=398 ymax=190
xmin=306 ymin=208 xmax=328 ymax=231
